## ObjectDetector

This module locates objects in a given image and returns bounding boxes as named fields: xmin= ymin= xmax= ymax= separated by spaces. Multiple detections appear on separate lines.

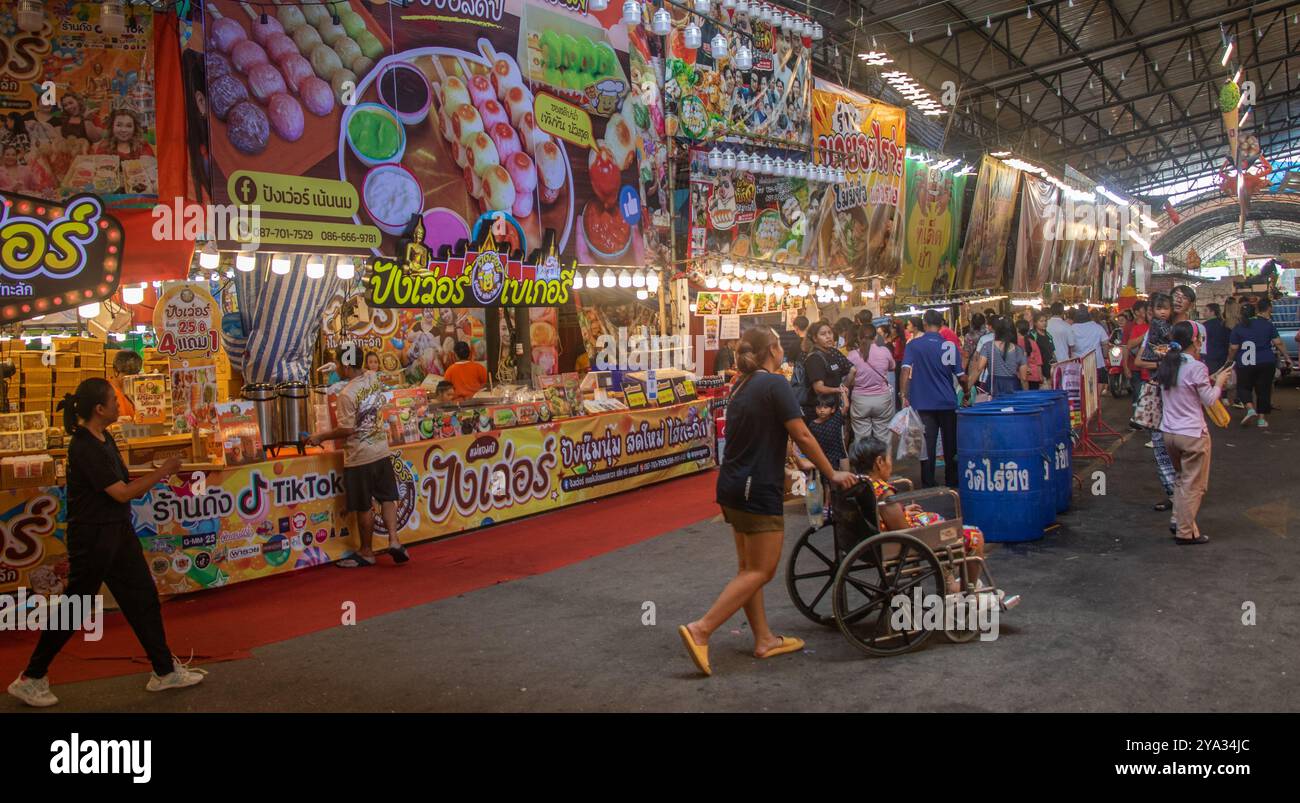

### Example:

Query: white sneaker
xmin=1257 ymin=418 xmax=1269 ymax=428
xmin=8 ymin=674 xmax=58 ymax=707
xmin=146 ymin=657 xmax=208 ymax=692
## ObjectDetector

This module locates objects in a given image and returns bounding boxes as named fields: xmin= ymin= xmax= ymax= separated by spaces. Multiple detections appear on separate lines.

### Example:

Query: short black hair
xmin=454 ymin=341 xmax=470 ymax=360
xmin=793 ymin=315 xmax=809 ymax=330
xmin=970 ymin=312 xmax=985 ymax=330
xmin=1172 ymin=284 xmax=1197 ymax=303
xmin=1050 ymin=301 xmax=1065 ymax=315
xmin=1206 ymin=303 xmax=1221 ymax=317
xmin=112 ymin=349 xmax=142 ymax=375
xmin=1073 ymin=307 xmax=1091 ymax=323
xmin=849 ymin=435 xmax=889 ymax=473
xmin=923 ymin=309 xmax=944 ymax=328
xmin=815 ymin=393 xmax=840 ymax=411
xmin=435 ymin=380 xmax=454 ymax=394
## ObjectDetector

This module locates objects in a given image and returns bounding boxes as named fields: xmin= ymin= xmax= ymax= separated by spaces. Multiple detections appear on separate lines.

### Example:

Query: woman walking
xmin=1032 ymin=311 xmax=1057 ymax=374
xmin=847 ymin=321 xmax=895 ymax=443
xmin=1157 ymin=322 xmax=1230 ymax=544
xmin=679 ymin=328 xmax=855 ymax=676
xmin=1017 ymin=319 xmax=1044 ymax=390
xmin=969 ymin=318 xmax=1029 ymax=398
xmin=8 ymin=379 xmax=208 ymax=707
xmin=1226 ymin=300 xmax=1289 ymax=428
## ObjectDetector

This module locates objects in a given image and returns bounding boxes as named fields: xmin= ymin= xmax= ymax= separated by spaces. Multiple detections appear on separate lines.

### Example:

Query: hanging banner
xmin=153 ymin=281 xmax=221 ymax=358
xmin=1011 ymin=174 xmax=1061 ymax=294
xmin=0 ymin=401 xmax=714 ymax=596
xmin=1052 ymin=166 xmax=1102 ymax=287
xmin=202 ymin=0 xmax=660 ymax=266
xmin=896 ymin=153 xmax=967 ymax=299
xmin=809 ymin=81 xmax=905 ymax=277
xmin=956 ymin=155 xmax=1021 ymax=290
xmin=686 ymin=146 xmax=828 ymax=264
xmin=0 ymin=191 xmax=124 ymax=323
xmin=0 ymin=2 xmax=157 ymax=206
xmin=663 ymin=12 xmax=810 ymax=145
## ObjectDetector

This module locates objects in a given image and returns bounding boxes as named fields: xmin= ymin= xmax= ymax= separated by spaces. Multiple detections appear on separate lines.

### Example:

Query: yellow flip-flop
xmin=756 ymin=636 xmax=805 ymax=659
xmin=678 ymin=625 xmax=711 ymax=676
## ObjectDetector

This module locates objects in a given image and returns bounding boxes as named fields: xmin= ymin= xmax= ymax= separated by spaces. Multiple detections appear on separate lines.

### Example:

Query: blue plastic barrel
xmin=1007 ymin=390 xmax=1072 ymax=512
xmin=971 ymin=398 xmax=1061 ymax=524
xmin=956 ymin=406 xmax=1052 ymax=542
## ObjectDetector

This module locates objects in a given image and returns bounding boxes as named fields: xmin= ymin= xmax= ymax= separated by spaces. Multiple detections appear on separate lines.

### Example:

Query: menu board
xmin=153 ymin=282 xmax=221 ymax=359
xmin=0 ymin=1 xmax=157 ymax=205
xmin=202 ymin=0 xmax=659 ymax=267
xmin=214 ymin=400 xmax=265 ymax=466
xmin=696 ymin=292 xmax=800 ymax=316
xmin=663 ymin=11 xmax=810 ymax=145
xmin=170 ymin=360 xmax=219 ymax=434
xmin=125 ymin=373 xmax=168 ymax=424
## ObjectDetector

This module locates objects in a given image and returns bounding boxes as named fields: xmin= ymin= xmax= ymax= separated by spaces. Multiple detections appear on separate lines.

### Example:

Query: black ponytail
xmin=56 ymin=378 xmax=114 ymax=434
xmin=1156 ymin=321 xmax=1195 ymax=390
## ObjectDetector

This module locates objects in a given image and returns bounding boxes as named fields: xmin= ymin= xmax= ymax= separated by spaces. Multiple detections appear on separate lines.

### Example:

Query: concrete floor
xmin=9 ymin=391 xmax=1299 ymax=713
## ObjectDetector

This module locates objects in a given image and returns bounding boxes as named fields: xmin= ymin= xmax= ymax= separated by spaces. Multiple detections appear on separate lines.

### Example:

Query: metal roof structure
xmin=810 ymin=0 xmax=1300 ymax=203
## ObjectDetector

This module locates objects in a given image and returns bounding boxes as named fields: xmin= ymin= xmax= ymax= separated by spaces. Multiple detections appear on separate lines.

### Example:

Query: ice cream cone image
xmin=1219 ymin=82 xmax=1241 ymax=161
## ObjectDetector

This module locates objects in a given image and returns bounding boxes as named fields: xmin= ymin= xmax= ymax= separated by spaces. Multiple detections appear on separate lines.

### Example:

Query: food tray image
xmin=339 ymin=40 xmax=574 ymax=258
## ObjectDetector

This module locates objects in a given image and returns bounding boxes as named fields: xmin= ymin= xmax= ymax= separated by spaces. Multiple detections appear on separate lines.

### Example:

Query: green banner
xmin=895 ymin=155 xmax=968 ymax=300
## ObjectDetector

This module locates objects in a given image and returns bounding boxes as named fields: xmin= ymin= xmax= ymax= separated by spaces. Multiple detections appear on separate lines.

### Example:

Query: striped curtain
xmin=232 ymin=255 xmax=345 ymax=384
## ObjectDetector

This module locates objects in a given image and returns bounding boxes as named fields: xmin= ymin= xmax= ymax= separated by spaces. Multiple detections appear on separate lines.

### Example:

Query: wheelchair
xmin=784 ymin=478 xmax=1016 ymax=656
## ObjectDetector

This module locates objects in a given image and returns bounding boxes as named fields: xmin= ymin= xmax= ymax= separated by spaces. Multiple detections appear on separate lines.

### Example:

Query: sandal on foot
xmin=755 ymin=636 xmax=805 ymax=659
xmin=1153 ymin=500 xmax=1173 ymax=511
xmin=336 ymin=553 xmax=377 ymax=568
xmin=678 ymin=625 xmax=711 ymax=676
xmin=1174 ymin=534 xmax=1209 ymax=545
xmin=389 ymin=543 xmax=410 ymax=564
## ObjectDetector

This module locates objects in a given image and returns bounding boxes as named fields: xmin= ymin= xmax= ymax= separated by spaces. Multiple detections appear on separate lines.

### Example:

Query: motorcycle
xmin=1105 ymin=329 xmax=1130 ymax=398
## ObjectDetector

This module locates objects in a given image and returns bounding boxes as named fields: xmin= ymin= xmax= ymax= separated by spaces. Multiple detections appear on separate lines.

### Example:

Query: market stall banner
xmin=0 ymin=191 xmax=124 ymax=322
xmin=663 ymin=11 xmax=809 ymax=145
xmin=201 ymin=0 xmax=658 ymax=268
xmin=0 ymin=401 xmax=715 ymax=596
xmin=0 ymin=2 xmax=157 ymax=205
xmin=695 ymin=290 xmax=800 ymax=316
xmin=809 ymin=81 xmax=905 ymax=277
xmin=686 ymin=146 xmax=830 ymax=264
xmin=895 ymin=154 xmax=967 ymax=299
xmin=956 ymin=155 xmax=1020 ymax=291
xmin=1011 ymin=173 xmax=1061 ymax=294
xmin=320 ymin=294 xmax=487 ymax=386
xmin=1051 ymin=165 xmax=1103 ymax=287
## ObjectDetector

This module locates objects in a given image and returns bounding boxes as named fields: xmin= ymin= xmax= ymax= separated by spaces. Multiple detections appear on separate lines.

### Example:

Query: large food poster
xmin=170 ymin=360 xmax=219 ymax=434
xmin=203 ymin=0 xmax=658 ymax=267
xmin=809 ymin=81 xmax=905 ymax=277
xmin=956 ymin=155 xmax=1021 ymax=290
xmin=663 ymin=11 xmax=810 ymax=145
xmin=0 ymin=401 xmax=714 ymax=596
xmin=687 ymin=146 xmax=829 ymax=264
xmin=0 ymin=2 xmax=157 ymax=205
xmin=896 ymin=153 xmax=967 ymax=299
xmin=320 ymin=294 xmax=487 ymax=386
xmin=1011 ymin=174 xmax=1061 ymax=294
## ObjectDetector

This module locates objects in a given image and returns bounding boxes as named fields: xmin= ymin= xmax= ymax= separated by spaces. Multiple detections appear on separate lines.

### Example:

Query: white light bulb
xmin=812 ymin=22 xmax=823 ymax=40
xmin=694 ymin=0 xmax=710 ymax=13
xmin=636 ymin=289 xmax=649 ymax=301
xmin=306 ymin=257 xmax=325 ymax=279
xmin=622 ymin=0 xmax=641 ymax=25
xmin=711 ymin=33 xmax=728 ymax=58
xmin=745 ymin=268 xmax=757 ymax=281
xmin=336 ymin=258 xmax=355 ymax=280
xmin=719 ymin=277 xmax=732 ymax=291
xmin=646 ymin=272 xmax=660 ymax=292
xmin=721 ymin=261 xmax=734 ymax=275
xmin=271 ymin=254 xmax=291 ymax=274
xmin=734 ymin=44 xmax=752 ymax=70
xmin=236 ymin=250 xmax=257 ymax=272
xmin=618 ymin=270 xmax=632 ymax=288
xmin=721 ymin=148 xmax=736 ymax=170
xmin=586 ymin=268 xmax=601 ymax=287
xmin=633 ymin=269 xmax=646 ymax=288
xmin=683 ymin=22 xmax=702 ymax=49
xmin=78 ymin=302 xmax=101 ymax=318
xmin=737 ymin=153 xmax=752 ymax=171
xmin=199 ymin=241 xmax=220 ymax=269
xmin=602 ymin=269 xmax=617 ymax=288
xmin=736 ymin=0 xmax=748 ymax=16
xmin=652 ymin=8 xmax=672 ymax=35
xmin=122 ymin=284 xmax=145 ymax=305
xmin=708 ymin=147 xmax=723 ymax=169
xmin=573 ymin=272 xmax=585 ymax=290
xmin=705 ymin=274 xmax=718 ymax=288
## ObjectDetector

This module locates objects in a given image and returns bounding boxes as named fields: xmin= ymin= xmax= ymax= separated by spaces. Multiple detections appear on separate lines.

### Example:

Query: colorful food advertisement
xmin=214 ymin=400 xmax=265 ymax=466
xmin=320 ymin=294 xmax=487 ymax=387
xmin=896 ymin=151 xmax=968 ymax=299
xmin=0 ymin=401 xmax=714 ymax=596
xmin=170 ymin=360 xmax=219 ymax=434
xmin=810 ymin=81 xmax=906 ymax=277
xmin=663 ymin=10 xmax=810 ymax=145
xmin=687 ymin=147 xmax=830 ymax=264
xmin=956 ymin=155 xmax=1021 ymax=291
xmin=1011 ymin=173 xmax=1061 ymax=294
xmin=202 ymin=0 xmax=658 ymax=266
xmin=694 ymin=291 xmax=800 ymax=315
xmin=0 ymin=1 xmax=157 ymax=205
xmin=125 ymin=373 xmax=167 ymax=424
xmin=153 ymin=282 xmax=222 ymax=359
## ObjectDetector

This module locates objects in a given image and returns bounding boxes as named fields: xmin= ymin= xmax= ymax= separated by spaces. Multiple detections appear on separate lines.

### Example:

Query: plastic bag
xmin=888 ymin=406 xmax=928 ymax=462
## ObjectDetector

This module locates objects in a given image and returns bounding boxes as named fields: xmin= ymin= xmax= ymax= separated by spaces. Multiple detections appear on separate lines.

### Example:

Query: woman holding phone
xmin=7 ymin=379 xmax=208 ymax=707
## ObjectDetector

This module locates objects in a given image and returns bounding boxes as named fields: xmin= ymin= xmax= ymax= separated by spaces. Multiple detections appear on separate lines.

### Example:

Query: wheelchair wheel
xmin=785 ymin=524 xmax=838 ymax=627
xmin=832 ymin=533 xmax=944 ymax=656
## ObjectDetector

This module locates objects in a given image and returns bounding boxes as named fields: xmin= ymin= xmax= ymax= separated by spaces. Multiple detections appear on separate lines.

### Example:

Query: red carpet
xmin=0 ymin=471 xmax=719 ymax=685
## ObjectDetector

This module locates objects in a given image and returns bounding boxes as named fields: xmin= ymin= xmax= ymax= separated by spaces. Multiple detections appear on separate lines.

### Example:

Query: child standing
xmin=1134 ymin=292 xmax=1177 ymax=521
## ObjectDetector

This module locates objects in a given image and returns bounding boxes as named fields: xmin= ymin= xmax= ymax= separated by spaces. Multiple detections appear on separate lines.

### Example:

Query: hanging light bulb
xmin=723 ymin=0 xmax=736 ymax=8
xmin=271 ymin=254 xmax=291 ymax=274
xmin=633 ymin=269 xmax=646 ymax=288
xmin=737 ymin=152 xmax=752 ymax=171
xmin=199 ymin=241 xmax=220 ymax=270
xmin=711 ymin=32 xmax=728 ymax=59
xmin=236 ymin=249 xmax=257 ymax=272
xmin=16 ymin=0 xmax=42 ymax=33
xmin=101 ymin=0 xmax=125 ymax=36
xmin=651 ymin=7 xmax=672 ymax=35
xmin=306 ymin=256 xmax=325 ymax=279
xmin=734 ymin=43 xmax=753 ymax=70
xmin=757 ymin=269 xmax=768 ymax=281
xmin=636 ymin=289 xmax=649 ymax=301
xmin=774 ymin=284 xmax=785 ymax=297
xmin=721 ymin=148 xmax=736 ymax=170
xmin=336 ymin=257 xmax=355 ymax=280
xmin=683 ymin=21 xmax=702 ymax=49
xmin=646 ymin=271 xmax=660 ymax=292
xmin=586 ymin=267 xmax=600 ymax=287
xmin=573 ymin=271 xmax=585 ymax=290
xmin=589 ymin=0 xmax=609 ymax=9
xmin=618 ymin=270 xmax=632 ymax=288
xmin=812 ymin=22 xmax=823 ymax=40
xmin=745 ymin=267 xmax=757 ymax=281
xmin=78 ymin=302 xmax=101 ymax=318
xmin=759 ymin=154 xmax=775 ymax=175
xmin=707 ymin=147 xmax=723 ymax=169
xmin=602 ymin=269 xmax=617 ymax=288
xmin=721 ymin=261 xmax=734 ymax=275
xmin=122 ymin=283 xmax=145 ymax=305
xmin=704 ymin=274 xmax=718 ymax=289
xmin=719 ymin=277 xmax=732 ymax=291
xmin=622 ymin=0 xmax=641 ymax=25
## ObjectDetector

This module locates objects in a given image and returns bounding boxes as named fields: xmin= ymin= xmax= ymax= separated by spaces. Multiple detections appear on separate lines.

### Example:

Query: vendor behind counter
xmin=443 ymin=342 xmax=488 ymax=399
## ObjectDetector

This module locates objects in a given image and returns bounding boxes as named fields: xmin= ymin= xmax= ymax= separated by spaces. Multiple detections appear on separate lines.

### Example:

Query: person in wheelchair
xmin=848 ymin=436 xmax=985 ymax=557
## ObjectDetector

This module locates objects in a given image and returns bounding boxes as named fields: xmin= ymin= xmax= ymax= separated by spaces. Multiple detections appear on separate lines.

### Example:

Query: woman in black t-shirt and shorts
xmin=678 ymin=328 xmax=855 ymax=677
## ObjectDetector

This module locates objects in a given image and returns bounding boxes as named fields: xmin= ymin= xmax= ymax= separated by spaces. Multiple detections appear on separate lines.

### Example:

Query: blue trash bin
xmin=956 ymin=405 xmax=1053 ymax=542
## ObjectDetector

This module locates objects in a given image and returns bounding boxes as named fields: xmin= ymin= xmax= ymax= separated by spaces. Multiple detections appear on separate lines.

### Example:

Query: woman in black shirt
xmin=678 ymin=327 xmax=854 ymax=676
xmin=8 ymin=379 xmax=207 ymax=708
xmin=802 ymin=320 xmax=855 ymax=418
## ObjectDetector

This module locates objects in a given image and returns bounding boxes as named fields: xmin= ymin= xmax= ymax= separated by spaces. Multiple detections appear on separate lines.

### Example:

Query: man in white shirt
xmin=1046 ymin=302 xmax=1076 ymax=364
xmin=1069 ymin=307 xmax=1109 ymax=389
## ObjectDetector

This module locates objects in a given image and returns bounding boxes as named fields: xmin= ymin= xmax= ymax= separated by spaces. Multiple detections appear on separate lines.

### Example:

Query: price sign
xmin=153 ymin=282 xmax=221 ymax=359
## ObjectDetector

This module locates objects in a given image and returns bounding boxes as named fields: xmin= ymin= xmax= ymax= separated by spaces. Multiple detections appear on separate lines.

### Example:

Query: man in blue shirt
xmin=901 ymin=309 xmax=967 ymax=487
